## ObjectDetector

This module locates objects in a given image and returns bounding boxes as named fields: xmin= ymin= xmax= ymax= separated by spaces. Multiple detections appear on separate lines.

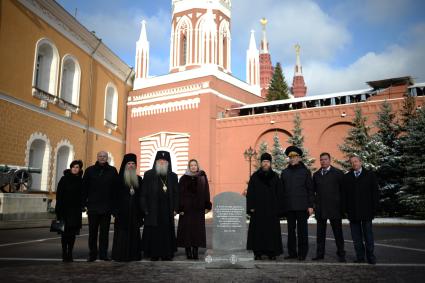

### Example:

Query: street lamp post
xmin=244 ymin=146 xmax=257 ymax=179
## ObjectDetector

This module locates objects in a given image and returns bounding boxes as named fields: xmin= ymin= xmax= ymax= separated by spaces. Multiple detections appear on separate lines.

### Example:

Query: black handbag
xmin=50 ymin=219 xmax=65 ymax=233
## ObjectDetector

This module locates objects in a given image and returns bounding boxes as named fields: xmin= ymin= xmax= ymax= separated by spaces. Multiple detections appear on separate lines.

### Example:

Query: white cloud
xmin=303 ymin=24 xmax=425 ymax=95
xmin=78 ymin=7 xmax=170 ymax=75
xmin=331 ymin=0 xmax=412 ymax=25
xmin=232 ymin=0 xmax=351 ymax=63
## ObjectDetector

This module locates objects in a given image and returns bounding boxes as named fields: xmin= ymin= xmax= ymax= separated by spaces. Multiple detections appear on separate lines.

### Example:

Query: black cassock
xmin=141 ymin=169 xmax=178 ymax=259
xmin=246 ymin=169 xmax=284 ymax=257
xmin=111 ymin=176 xmax=143 ymax=262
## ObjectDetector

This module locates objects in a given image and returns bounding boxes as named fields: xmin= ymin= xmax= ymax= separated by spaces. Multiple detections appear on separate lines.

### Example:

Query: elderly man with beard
xmin=246 ymin=153 xmax=284 ymax=260
xmin=141 ymin=151 xmax=179 ymax=261
xmin=111 ymin=153 xmax=143 ymax=262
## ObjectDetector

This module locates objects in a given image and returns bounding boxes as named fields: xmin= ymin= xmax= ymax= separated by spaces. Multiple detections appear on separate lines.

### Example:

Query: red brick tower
xmin=291 ymin=43 xmax=307 ymax=97
xmin=259 ymin=18 xmax=273 ymax=99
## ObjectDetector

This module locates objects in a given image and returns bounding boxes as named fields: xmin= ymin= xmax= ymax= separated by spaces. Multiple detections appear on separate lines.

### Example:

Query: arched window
xmin=33 ymin=38 xmax=59 ymax=95
xmin=26 ymin=133 xmax=51 ymax=191
xmin=52 ymin=140 xmax=74 ymax=191
xmin=181 ymin=34 xmax=187 ymax=66
xmin=219 ymin=20 xmax=231 ymax=71
xmin=59 ymin=55 xmax=81 ymax=106
xmin=173 ymin=16 xmax=192 ymax=68
xmin=107 ymin=152 xmax=115 ymax=166
xmin=104 ymin=83 xmax=118 ymax=126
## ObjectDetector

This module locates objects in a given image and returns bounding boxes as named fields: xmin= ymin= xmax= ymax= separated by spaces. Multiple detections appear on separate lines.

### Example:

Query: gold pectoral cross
xmin=160 ymin=177 xmax=168 ymax=192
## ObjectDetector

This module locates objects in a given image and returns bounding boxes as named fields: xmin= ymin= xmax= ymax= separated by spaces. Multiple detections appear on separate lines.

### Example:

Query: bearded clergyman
xmin=141 ymin=151 xmax=179 ymax=261
xmin=111 ymin=153 xmax=143 ymax=262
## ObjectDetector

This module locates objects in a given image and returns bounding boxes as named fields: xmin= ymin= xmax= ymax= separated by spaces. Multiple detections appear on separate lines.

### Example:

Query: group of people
xmin=55 ymin=145 xmax=378 ymax=265
xmin=246 ymin=146 xmax=379 ymax=264
xmin=55 ymin=150 xmax=211 ymax=262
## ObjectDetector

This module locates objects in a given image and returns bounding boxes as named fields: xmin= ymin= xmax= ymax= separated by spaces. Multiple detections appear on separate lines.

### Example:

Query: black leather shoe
xmin=312 ymin=256 xmax=324 ymax=261
xmin=100 ymin=257 xmax=111 ymax=261
xmin=161 ymin=257 xmax=172 ymax=261
xmin=192 ymin=247 xmax=199 ymax=260
xmin=87 ymin=257 xmax=96 ymax=262
xmin=367 ymin=258 xmax=376 ymax=265
xmin=185 ymin=248 xmax=193 ymax=259
xmin=338 ymin=257 xmax=347 ymax=263
xmin=284 ymin=255 xmax=297 ymax=260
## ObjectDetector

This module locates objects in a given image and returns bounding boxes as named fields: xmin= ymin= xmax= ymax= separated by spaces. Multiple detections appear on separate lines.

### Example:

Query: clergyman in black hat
xmin=141 ymin=151 xmax=178 ymax=261
xmin=246 ymin=152 xmax=284 ymax=260
xmin=280 ymin=146 xmax=314 ymax=261
xmin=111 ymin=153 xmax=143 ymax=262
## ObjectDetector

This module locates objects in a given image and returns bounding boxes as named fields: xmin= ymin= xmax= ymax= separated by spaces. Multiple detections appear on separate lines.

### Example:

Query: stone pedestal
xmin=0 ymin=193 xmax=50 ymax=220
xmin=205 ymin=192 xmax=254 ymax=269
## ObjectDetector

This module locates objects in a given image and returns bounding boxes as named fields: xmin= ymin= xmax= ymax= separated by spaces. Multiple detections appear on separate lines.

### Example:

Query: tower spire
xmin=291 ymin=43 xmax=307 ymax=98
xmin=246 ymin=30 xmax=260 ymax=90
xmin=259 ymin=17 xmax=273 ymax=99
xmin=260 ymin=17 xmax=269 ymax=54
xmin=134 ymin=20 xmax=149 ymax=87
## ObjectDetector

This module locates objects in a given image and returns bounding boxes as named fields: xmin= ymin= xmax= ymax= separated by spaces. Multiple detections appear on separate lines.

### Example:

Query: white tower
xmin=169 ymin=0 xmax=231 ymax=73
xmin=134 ymin=20 xmax=149 ymax=88
xmin=246 ymin=30 xmax=260 ymax=88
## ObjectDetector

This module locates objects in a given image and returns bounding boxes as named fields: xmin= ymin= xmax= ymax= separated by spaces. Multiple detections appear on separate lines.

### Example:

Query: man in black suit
xmin=312 ymin=152 xmax=346 ymax=262
xmin=344 ymin=155 xmax=379 ymax=264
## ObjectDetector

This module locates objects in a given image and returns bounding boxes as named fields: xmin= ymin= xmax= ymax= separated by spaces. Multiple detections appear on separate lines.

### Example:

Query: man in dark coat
xmin=247 ymin=153 xmax=284 ymax=260
xmin=141 ymin=151 xmax=179 ymax=261
xmin=344 ymin=155 xmax=379 ymax=264
xmin=312 ymin=152 xmax=346 ymax=262
xmin=281 ymin=146 xmax=314 ymax=261
xmin=111 ymin=153 xmax=143 ymax=262
xmin=82 ymin=151 xmax=118 ymax=262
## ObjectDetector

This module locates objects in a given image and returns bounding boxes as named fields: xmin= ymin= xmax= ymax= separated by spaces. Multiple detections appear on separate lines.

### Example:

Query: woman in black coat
xmin=176 ymin=159 xmax=212 ymax=260
xmin=55 ymin=160 xmax=84 ymax=262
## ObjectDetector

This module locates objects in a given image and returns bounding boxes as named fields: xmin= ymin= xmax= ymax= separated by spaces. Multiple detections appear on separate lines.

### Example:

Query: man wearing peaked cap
xmin=285 ymin=146 xmax=303 ymax=157
xmin=281 ymin=145 xmax=314 ymax=261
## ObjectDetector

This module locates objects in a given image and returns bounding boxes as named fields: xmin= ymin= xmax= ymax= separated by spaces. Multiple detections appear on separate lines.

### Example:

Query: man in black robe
xmin=111 ymin=153 xmax=143 ymax=262
xmin=247 ymin=153 xmax=284 ymax=260
xmin=141 ymin=151 xmax=178 ymax=261
xmin=312 ymin=152 xmax=346 ymax=262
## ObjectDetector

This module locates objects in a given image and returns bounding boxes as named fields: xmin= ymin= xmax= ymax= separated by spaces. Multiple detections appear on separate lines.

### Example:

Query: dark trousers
xmin=316 ymin=218 xmax=345 ymax=258
xmin=88 ymin=213 xmax=111 ymax=259
xmin=286 ymin=210 xmax=309 ymax=258
xmin=61 ymin=233 xmax=76 ymax=259
xmin=349 ymin=220 xmax=375 ymax=261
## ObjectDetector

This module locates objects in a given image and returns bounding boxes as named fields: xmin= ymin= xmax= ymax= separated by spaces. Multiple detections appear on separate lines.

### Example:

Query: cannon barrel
xmin=26 ymin=167 xmax=42 ymax=174
xmin=0 ymin=165 xmax=41 ymax=174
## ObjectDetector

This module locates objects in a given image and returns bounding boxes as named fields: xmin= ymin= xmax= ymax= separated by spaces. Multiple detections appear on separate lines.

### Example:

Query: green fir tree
xmin=336 ymin=106 xmax=379 ymax=171
xmin=271 ymin=132 xmax=287 ymax=173
xmin=266 ymin=62 xmax=290 ymax=101
xmin=254 ymin=141 xmax=269 ymax=170
xmin=373 ymin=101 xmax=403 ymax=216
xmin=288 ymin=113 xmax=315 ymax=171
xmin=399 ymin=106 xmax=425 ymax=218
